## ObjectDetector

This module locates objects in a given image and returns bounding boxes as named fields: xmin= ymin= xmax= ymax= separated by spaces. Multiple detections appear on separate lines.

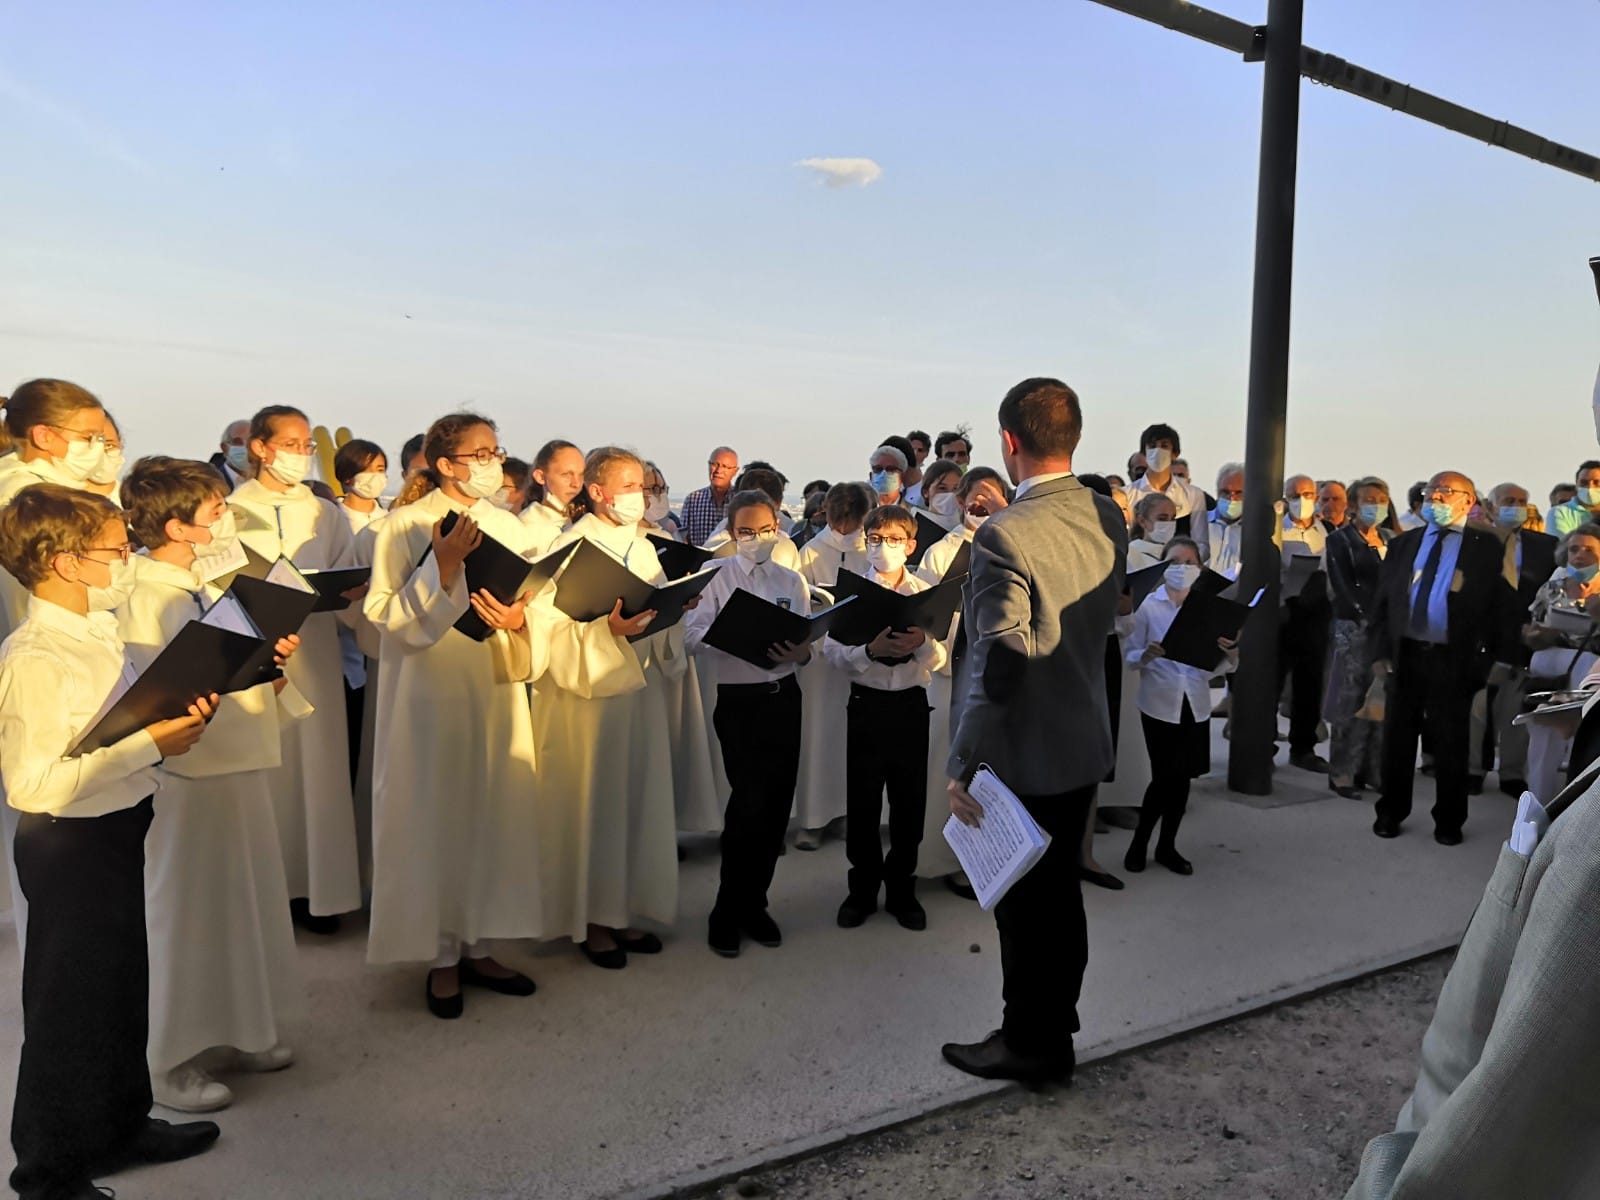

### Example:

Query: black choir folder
xmin=421 ymin=512 xmax=573 ymax=642
xmin=647 ymin=535 xmax=716 ymax=580
xmin=824 ymin=568 xmax=967 ymax=648
xmin=214 ymin=574 xmax=320 ymax=689
xmin=552 ymin=540 xmax=720 ymax=642
xmin=68 ymin=623 xmax=264 ymax=757
xmin=1158 ymin=587 xmax=1265 ymax=672
xmin=703 ymin=588 xmax=858 ymax=669
xmin=298 ymin=567 xmax=371 ymax=612
xmin=1126 ymin=563 xmax=1235 ymax=608
xmin=906 ymin=513 xmax=950 ymax=569
xmin=227 ymin=549 xmax=371 ymax=612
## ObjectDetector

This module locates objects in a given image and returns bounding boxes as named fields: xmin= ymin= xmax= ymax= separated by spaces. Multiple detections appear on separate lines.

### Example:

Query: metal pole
xmin=1227 ymin=0 xmax=1303 ymax=795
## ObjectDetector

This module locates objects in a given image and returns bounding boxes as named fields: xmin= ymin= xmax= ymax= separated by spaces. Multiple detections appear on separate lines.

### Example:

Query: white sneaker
xmin=232 ymin=1043 xmax=295 ymax=1073
xmin=153 ymin=1062 xmax=233 ymax=1113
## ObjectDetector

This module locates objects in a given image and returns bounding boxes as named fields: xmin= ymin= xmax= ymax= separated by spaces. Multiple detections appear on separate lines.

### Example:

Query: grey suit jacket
xmin=1346 ymin=768 xmax=1600 ymax=1199
xmin=947 ymin=474 xmax=1126 ymax=795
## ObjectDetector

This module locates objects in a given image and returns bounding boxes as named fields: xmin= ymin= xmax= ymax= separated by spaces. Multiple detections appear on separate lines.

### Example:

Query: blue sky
xmin=1 ymin=0 xmax=1596 ymax=501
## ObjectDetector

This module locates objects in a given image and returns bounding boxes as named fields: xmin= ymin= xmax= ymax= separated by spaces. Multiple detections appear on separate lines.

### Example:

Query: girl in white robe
xmin=519 ymin=439 xmax=585 ymax=555
xmin=365 ymin=414 xmax=636 ymax=1017
xmin=116 ymin=456 xmax=307 ymax=1113
xmin=230 ymin=406 xmax=363 ymax=933
xmin=538 ymin=448 xmax=682 ymax=968
xmin=792 ymin=483 xmax=873 ymax=849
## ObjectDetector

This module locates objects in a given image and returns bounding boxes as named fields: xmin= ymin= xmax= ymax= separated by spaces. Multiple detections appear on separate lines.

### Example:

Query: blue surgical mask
xmin=1579 ymin=486 xmax=1600 ymax=507
xmin=1570 ymin=561 xmax=1600 ymax=583
xmin=225 ymin=444 xmax=250 ymax=472
xmin=1497 ymin=505 xmax=1526 ymax=529
xmin=1424 ymin=500 xmax=1457 ymax=528
xmin=1359 ymin=502 xmax=1388 ymax=527
xmin=1216 ymin=498 xmax=1243 ymax=522
xmin=870 ymin=470 xmax=900 ymax=497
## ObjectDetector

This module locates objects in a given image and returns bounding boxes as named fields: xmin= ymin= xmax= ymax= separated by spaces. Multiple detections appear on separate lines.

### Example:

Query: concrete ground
xmin=0 ymin=733 xmax=1506 ymax=1200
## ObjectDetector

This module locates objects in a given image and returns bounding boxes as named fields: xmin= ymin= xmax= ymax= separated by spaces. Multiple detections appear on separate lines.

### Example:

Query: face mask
xmin=350 ymin=471 xmax=387 ymax=500
xmin=603 ymin=492 xmax=646 ymax=525
xmin=56 ymin=437 xmax=106 ymax=484
xmin=266 ymin=451 xmax=311 ymax=487
xmin=1164 ymin=562 xmax=1201 ymax=592
xmin=736 ymin=537 xmax=775 ymax=566
xmin=1288 ymin=496 xmax=1315 ymax=522
xmin=1359 ymin=502 xmax=1389 ymax=527
xmin=1146 ymin=520 xmax=1176 ymax=545
xmin=1216 ymin=498 xmax=1243 ymax=522
xmin=930 ymin=492 xmax=960 ymax=519
xmin=867 ymin=542 xmax=908 ymax=575
xmin=869 ymin=470 xmax=900 ymax=497
xmin=453 ymin=459 xmax=503 ymax=500
xmin=225 ymin=444 xmax=251 ymax=473
xmin=1144 ymin=447 xmax=1172 ymax=475
xmin=1569 ymin=562 xmax=1600 ymax=584
xmin=1579 ymin=486 xmax=1600 ymax=507
xmin=88 ymin=557 xmax=137 ymax=612
xmin=192 ymin=510 xmax=239 ymax=558
xmin=964 ymin=511 xmax=988 ymax=532
xmin=1424 ymin=500 xmax=1459 ymax=528
xmin=1497 ymin=505 xmax=1526 ymax=529
xmin=489 ymin=487 xmax=517 ymax=511
xmin=645 ymin=494 xmax=671 ymax=524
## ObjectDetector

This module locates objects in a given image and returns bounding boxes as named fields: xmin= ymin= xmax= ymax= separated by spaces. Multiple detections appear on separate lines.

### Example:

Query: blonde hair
xmin=571 ymin=446 xmax=643 ymax=520
xmin=2 ymin=379 xmax=104 ymax=447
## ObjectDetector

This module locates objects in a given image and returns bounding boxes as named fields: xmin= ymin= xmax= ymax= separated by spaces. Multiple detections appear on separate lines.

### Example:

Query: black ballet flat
xmin=425 ymin=972 xmax=463 ymax=1020
xmin=1153 ymin=847 xmax=1193 ymax=876
xmin=459 ymin=958 xmax=537 ymax=996
xmin=580 ymin=940 xmax=627 ymax=970
xmin=1079 ymin=867 xmax=1125 ymax=892
xmin=1329 ymin=780 xmax=1364 ymax=799
xmin=615 ymin=931 xmax=663 ymax=955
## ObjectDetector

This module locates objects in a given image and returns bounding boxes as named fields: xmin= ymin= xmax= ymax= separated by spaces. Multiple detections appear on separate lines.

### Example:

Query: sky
xmin=1 ymin=0 xmax=1597 ymax=502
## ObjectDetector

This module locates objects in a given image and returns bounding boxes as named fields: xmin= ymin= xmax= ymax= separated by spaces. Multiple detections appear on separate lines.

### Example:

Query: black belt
xmin=718 ymin=675 xmax=799 ymax=697
xmin=848 ymin=682 xmax=928 ymax=703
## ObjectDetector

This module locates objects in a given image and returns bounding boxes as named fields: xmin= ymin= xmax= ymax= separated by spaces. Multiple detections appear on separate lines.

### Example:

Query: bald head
xmin=220 ymin=419 xmax=249 ymax=451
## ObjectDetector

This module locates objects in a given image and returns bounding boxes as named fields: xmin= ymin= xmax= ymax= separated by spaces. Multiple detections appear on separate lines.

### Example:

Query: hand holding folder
xmin=553 ymin=540 xmax=722 ymax=642
xmin=824 ymin=568 xmax=966 ymax=648
xmin=421 ymin=512 xmax=574 ymax=642
xmin=1158 ymin=587 xmax=1264 ymax=671
xmin=702 ymin=589 xmax=857 ymax=669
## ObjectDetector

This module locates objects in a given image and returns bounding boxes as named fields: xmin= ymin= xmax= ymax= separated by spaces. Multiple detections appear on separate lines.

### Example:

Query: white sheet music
xmin=193 ymin=538 xmax=250 ymax=585
xmin=266 ymin=557 xmax=314 ymax=593
xmin=942 ymin=766 xmax=1051 ymax=911
xmin=198 ymin=594 xmax=262 ymax=640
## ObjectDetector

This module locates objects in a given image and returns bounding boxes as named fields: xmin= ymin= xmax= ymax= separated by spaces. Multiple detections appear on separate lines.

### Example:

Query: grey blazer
xmin=1346 ymin=766 xmax=1600 ymax=1199
xmin=947 ymin=474 xmax=1126 ymax=795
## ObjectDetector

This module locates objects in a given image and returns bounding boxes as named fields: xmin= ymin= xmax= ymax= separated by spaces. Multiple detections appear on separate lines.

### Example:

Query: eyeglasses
xmin=74 ymin=545 xmax=132 ymax=564
xmin=448 ymin=448 xmax=508 ymax=466
xmin=643 ymin=485 xmax=669 ymax=498
xmin=708 ymin=462 xmax=737 ymax=473
xmin=1427 ymin=487 xmax=1472 ymax=501
xmin=46 ymin=425 xmax=107 ymax=445
xmin=732 ymin=528 xmax=779 ymax=543
xmin=866 ymin=535 xmax=908 ymax=547
xmin=268 ymin=439 xmax=318 ymax=455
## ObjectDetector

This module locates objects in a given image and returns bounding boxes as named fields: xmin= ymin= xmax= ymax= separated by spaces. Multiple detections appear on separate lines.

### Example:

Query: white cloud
xmin=795 ymin=156 xmax=883 ymax=188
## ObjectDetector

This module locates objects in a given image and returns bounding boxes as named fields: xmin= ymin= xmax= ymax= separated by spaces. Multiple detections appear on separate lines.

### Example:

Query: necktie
xmin=1408 ymin=531 xmax=1445 ymax=640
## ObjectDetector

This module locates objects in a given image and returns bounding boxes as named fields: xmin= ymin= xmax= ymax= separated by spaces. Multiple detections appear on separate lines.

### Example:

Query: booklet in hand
xmin=69 ymin=622 xmax=266 ymax=756
xmin=907 ymin=512 xmax=950 ymax=569
xmin=943 ymin=538 xmax=972 ymax=583
xmin=1129 ymin=563 xmax=1234 ymax=608
xmin=1281 ymin=546 xmax=1325 ymax=602
xmin=824 ymin=568 xmax=967 ymax=648
xmin=426 ymin=511 xmax=574 ymax=643
xmin=703 ymin=588 xmax=858 ymax=669
xmin=552 ymin=539 xmax=721 ymax=642
xmin=1158 ymin=587 xmax=1265 ymax=672
xmin=647 ymin=534 xmax=716 ymax=580
xmin=209 ymin=574 xmax=321 ymax=689
xmin=299 ymin=566 xmax=372 ymax=612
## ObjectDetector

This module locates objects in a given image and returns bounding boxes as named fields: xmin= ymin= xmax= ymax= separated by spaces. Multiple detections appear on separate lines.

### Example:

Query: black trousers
xmin=1135 ymin=701 xmax=1208 ymax=846
xmin=1278 ymin=601 xmax=1330 ymax=755
xmin=844 ymin=683 xmax=929 ymax=901
xmin=712 ymin=676 xmax=802 ymax=919
xmin=343 ymin=680 xmax=365 ymax=787
xmin=995 ymin=785 xmax=1094 ymax=1059
xmin=1377 ymin=639 xmax=1477 ymax=834
xmin=10 ymin=798 xmax=155 ymax=1198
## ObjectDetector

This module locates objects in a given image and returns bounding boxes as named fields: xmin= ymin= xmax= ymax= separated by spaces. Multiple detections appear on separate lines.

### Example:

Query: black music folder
xmin=299 ymin=566 xmax=372 ymax=612
xmin=421 ymin=512 xmax=574 ymax=642
xmin=552 ymin=539 xmax=721 ymax=642
xmin=216 ymin=574 xmax=320 ymax=689
xmin=647 ymin=534 xmax=716 ymax=580
xmin=1127 ymin=563 xmax=1234 ymax=609
xmin=943 ymin=538 xmax=972 ymax=583
xmin=1158 ymin=587 xmax=1264 ymax=673
xmin=823 ymin=568 xmax=967 ymax=648
xmin=69 ymin=622 xmax=265 ymax=756
xmin=702 ymin=589 xmax=857 ymax=669
xmin=907 ymin=512 xmax=950 ymax=569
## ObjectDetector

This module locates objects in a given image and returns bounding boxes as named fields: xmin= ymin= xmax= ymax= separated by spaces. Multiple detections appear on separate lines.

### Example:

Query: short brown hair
xmin=726 ymin=488 xmax=779 ymax=528
xmin=0 ymin=483 xmax=122 ymax=589
xmin=823 ymin=481 xmax=872 ymax=529
xmin=3 ymin=379 xmax=104 ymax=443
xmin=998 ymin=377 xmax=1082 ymax=458
xmin=120 ymin=457 xmax=229 ymax=549
xmin=863 ymin=504 xmax=917 ymax=540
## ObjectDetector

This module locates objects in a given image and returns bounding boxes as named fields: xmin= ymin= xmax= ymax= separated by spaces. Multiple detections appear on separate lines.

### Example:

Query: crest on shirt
xmin=776 ymin=598 xmax=792 ymax=611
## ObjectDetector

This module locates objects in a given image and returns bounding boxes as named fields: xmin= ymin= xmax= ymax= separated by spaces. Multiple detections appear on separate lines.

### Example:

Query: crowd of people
xmin=0 ymin=372 xmax=1588 ymax=1200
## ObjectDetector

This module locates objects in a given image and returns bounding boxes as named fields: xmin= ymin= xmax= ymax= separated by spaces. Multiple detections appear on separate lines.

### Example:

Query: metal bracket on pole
xmin=1243 ymin=26 xmax=1266 ymax=63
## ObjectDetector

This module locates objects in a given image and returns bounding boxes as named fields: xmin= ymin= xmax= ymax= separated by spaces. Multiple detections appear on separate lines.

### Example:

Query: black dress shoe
xmin=1153 ymin=847 xmax=1193 ymax=876
xmin=1123 ymin=841 xmax=1148 ymax=873
xmin=944 ymin=873 xmax=977 ymax=902
xmin=836 ymin=895 xmax=877 ymax=928
xmin=1080 ymin=867 xmax=1125 ymax=891
xmin=579 ymin=940 xmax=627 ymax=970
xmin=707 ymin=914 xmax=741 ymax=958
xmin=742 ymin=910 xmax=783 ymax=947
xmin=1498 ymin=778 xmax=1529 ymax=798
xmin=426 ymin=971 xmax=464 ymax=1019
xmin=1433 ymin=828 xmax=1464 ymax=846
xmin=120 ymin=1116 xmax=222 ymax=1165
xmin=459 ymin=958 xmax=537 ymax=996
xmin=1289 ymin=752 xmax=1329 ymax=774
xmin=289 ymin=897 xmax=341 ymax=936
xmin=940 ymin=1031 xmax=1073 ymax=1084
xmin=616 ymin=931 xmax=663 ymax=954
xmin=27 ymin=1180 xmax=111 ymax=1200
xmin=885 ymin=894 xmax=927 ymax=931
xmin=1329 ymin=779 xmax=1363 ymax=799
xmin=1373 ymin=816 xmax=1402 ymax=839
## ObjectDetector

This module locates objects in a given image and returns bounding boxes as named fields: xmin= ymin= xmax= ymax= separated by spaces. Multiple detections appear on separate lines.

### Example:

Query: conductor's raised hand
xmin=472 ymin=589 xmax=533 ymax=633
xmin=948 ymin=779 xmax=985 ymax=828
xmin=768 ymin=639 xmax=810 ymax=665
xmin=432 ymin=515 xmax=482 ymax=588
xmin=607 ymin=598 xmax=656 ymax=639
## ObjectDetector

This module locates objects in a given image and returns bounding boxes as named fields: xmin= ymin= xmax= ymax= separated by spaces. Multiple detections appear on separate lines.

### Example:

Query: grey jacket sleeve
xmin=946 ymin=520 xmax=1030 ymax=785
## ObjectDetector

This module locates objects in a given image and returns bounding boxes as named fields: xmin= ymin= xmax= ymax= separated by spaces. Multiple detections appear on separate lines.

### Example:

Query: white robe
xmin=914 ymin=526 xmax=974 ymax=877
xmin=519 ymin=498 xmax=568 ymax=556
xmin=116 ymin=556 xmax=306 ymax=1074
xmin=792 ymin=527 xmax=870 ymax=830
xmin=229 ymin=478 xmax=362 ymax=916
xmin=537 ymin=514 xmax=679 ymax=940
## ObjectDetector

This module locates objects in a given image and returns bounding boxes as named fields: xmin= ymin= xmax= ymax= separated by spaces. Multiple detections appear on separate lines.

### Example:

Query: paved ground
xmin=0 ymin=734 xmax=1507 ymax=1200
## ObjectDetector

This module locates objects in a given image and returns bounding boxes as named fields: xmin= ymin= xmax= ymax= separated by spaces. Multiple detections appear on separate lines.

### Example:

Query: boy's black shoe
xmin=941 ymin=1032 xmax=1073 ymax=1084
xmin=836 ymin=895 xmax=877 ymax=928
xmin=885 ymin=893 xmax=927 ymax=931
xmin=707 ymin=912 xmax=741 ymax=958
xmin=741 ymin=910 xmax=783 ymax=947
xmin=101 ymin=1117 xmax=220 ymax=1171
xmin=289 ymin=897 xmax=341 ymax=936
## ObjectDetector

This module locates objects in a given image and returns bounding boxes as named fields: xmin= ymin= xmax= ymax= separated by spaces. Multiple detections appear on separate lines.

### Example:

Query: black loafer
xmin=1153 ymin=848 xmax=1193 ymax=876
xmin=120 ymin=1117 xmax=222 ymax=1166
xmin=836 ymin=896 xmax=876 ymax=928
xmin=579 ymin=940 xmax=627 ymax=970
xmin=1080 ymin=867 xmax=1125 ymax=891
xmin=741 ymin=910 xmax=783 ymax=947
xmin=885 ymin=895 xmax=927 ymax=931
xmin=1373 ymin=817 xmax=1402 ymax=839
xmin=426 ymin=972 xmax=464 ymax=1020
xmin=459 ymin=958 xmax=537 ymax=996
xmin=1433 ymin=828 xmax=1464 ymax=846
xmin=616 ymin=931 xmax=663 ymax=954
xmin=289 ymin=898 xmax=341 ymax=936
xmin=940 ymin=1032 xmax=1073 ymax=1084
xmin=708 ymin=914 xmax=741 ymax=958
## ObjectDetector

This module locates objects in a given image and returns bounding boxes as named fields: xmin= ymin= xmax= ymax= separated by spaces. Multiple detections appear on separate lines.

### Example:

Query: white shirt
xmin=820 ymin=568 xmax=947 ymax=690
xmin=1281 ymin=515 xmax=1327 ymax=556
xmin=684 ymin=552 xmax=811 ymax=685
xmin=340 ymin=500 xmax=386 ymax=536
xmin=1123 ymin=586 xmax=1235 ymax=722
xmin=1127 ymin=472 xmax=1212 ymax=562
xmin=1013 ymin=471 xmax=1073 ymax=500
xmin=0 ymin=598 xmax=164 ymax=818
xmin=1208 ymin=514 xmax=1244 ymax=580
xmin=797 ymin=526 xmax=869 ymax=588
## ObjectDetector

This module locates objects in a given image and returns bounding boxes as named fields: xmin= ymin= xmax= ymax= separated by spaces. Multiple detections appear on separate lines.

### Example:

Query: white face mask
xmin=267 ymin=450 xmax=311 ymax=487
xmin=350 ymin=471 xmax=387 ymax=500
xmin=964 ymin=511 xmax=988 ymax=532
xmin=736 ymin=537 xmax=776 ymax=566
xmin=88 ymin=557 xmax=138 ymax=612
xmin=192 ymin=509 xmax=239 ymax=557
xmin=604 ymin=491 xmax=646 ymax=525
xmin=89 ymin=447 xmax=125 ymax=486
xmin=645 ymin=494 xmax=671 ymax=524
xmin=1165 ymin=562 xmax=1201 ymax=592
xmin=867 ymin=542 xmax=908 ymax=576
xmin=1144 ymin=446 xmax=1173 ymax=475
xmin=453 ymin=459 xmax=504 ymax=500
xmin=56 ymin=437 xmax=107 ymax=484
xmin=1146 ymin=520 xmax=1176 ymax=545
xmin=930 ymin=492 xmax=960 ymax=519
xmin=1288 ymin=495 xmax=1316 ymax=522
xmin=489 ymin=487 xmax=517 ymax=511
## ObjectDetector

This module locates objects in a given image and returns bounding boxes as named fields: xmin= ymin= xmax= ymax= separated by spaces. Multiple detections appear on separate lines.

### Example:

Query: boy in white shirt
xmin=0 ymin=482 xmax=220 ymax=1200
xmin=684 ymin=489 xmax=811 ymax=958
xmin=823 ymin=506 xmax=947 ymax=930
